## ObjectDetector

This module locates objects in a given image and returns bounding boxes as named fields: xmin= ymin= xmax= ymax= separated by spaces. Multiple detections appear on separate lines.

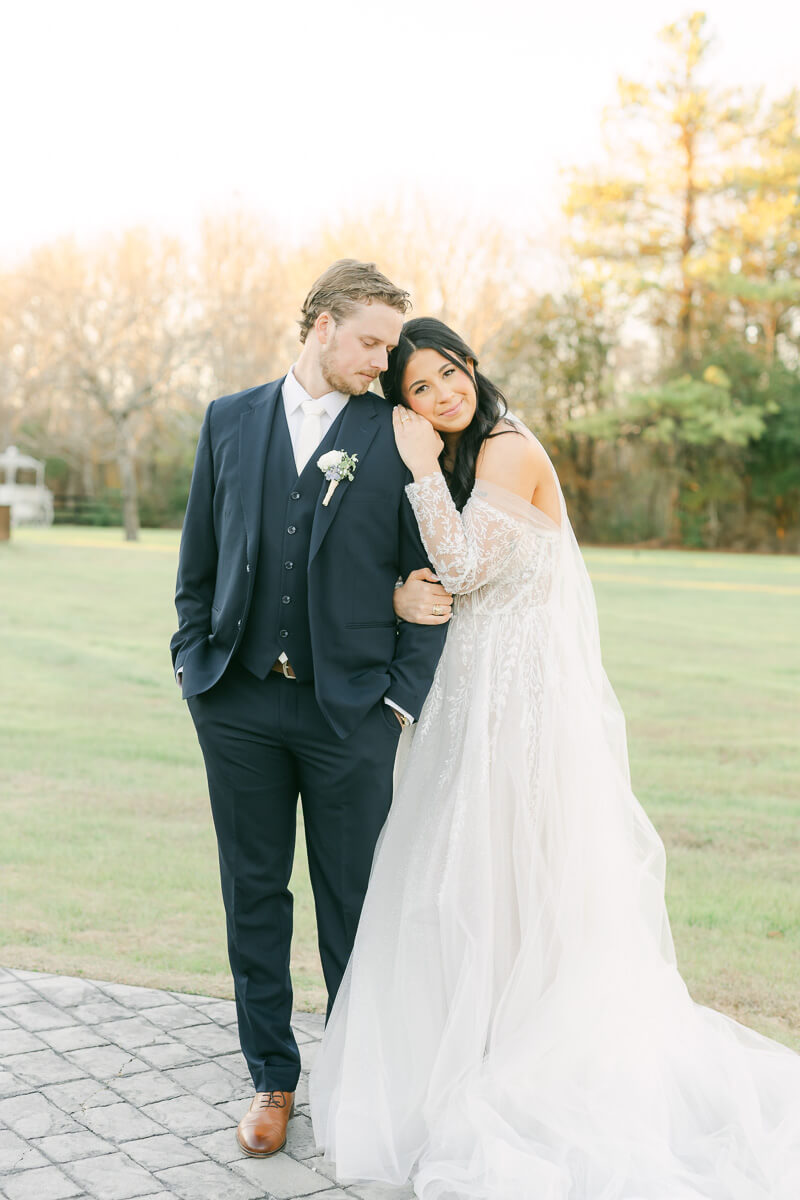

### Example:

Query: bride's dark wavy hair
xmin=381 ymin=318 xmax=512 ymax=510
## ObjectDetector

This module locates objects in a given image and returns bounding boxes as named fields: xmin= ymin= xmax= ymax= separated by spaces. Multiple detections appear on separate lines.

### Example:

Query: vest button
xmin=246 ymin=563 xmax=251 ymax=573
xmin=279 ymin=629 xmax=289 ymax=638
xmin=287 ymin=525 xmax=297 ymax=534
xmin=290 ymin=491 xmax=301 ymax=500
xmin=284 ymin=561 xmax=293 ymax=569
xmin=281 ymin=595 xmax=291 ymax=604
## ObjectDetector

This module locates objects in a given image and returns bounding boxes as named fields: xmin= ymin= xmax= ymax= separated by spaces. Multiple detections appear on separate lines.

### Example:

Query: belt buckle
xmin=279 ymin=653 xmax=295 ymax=680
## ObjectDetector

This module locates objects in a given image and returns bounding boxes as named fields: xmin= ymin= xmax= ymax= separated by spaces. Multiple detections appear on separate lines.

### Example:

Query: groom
xmin=170 ymin=260 xmax=448 ymax=1158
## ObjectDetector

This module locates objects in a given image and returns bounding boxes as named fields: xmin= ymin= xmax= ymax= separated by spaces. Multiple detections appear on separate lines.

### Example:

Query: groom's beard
xmin=319 ymin=341 xmax=374 ymax=397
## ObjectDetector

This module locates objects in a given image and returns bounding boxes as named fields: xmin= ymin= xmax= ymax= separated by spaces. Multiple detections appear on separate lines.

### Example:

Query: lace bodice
xmin=405 ymin=472 xmax=560 ymax=615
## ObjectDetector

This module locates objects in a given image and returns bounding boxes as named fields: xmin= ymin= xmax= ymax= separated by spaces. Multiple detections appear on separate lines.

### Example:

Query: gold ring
xmin=432 ymin=604 xmax=444 ymax=616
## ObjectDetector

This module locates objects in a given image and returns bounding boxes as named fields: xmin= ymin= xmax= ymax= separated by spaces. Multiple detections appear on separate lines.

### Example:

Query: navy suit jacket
xmin=170 ymin=378 xmax=447 ymax=738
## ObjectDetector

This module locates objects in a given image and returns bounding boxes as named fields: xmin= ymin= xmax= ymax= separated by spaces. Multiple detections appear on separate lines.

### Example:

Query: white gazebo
xmin=0 ymin=445 xmax=54 ymax=526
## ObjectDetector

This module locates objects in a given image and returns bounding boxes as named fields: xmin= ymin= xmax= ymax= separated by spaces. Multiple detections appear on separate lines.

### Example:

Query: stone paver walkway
xmin=0 ymin=967 xmax=412 ymax=1200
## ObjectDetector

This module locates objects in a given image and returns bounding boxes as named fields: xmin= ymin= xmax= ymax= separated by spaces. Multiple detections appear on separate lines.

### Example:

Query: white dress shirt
xmin=282 ymin=366 xmax=349 ymax=470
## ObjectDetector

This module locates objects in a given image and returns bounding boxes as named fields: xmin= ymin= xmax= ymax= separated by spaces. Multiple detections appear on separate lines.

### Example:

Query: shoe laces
xmin=257 ymin=1090 xmax=288 ymax=1109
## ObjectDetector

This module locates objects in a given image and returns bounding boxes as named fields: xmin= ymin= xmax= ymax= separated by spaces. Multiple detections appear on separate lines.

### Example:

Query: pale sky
xmin=3 ymin=0 xmax=799 ymax=261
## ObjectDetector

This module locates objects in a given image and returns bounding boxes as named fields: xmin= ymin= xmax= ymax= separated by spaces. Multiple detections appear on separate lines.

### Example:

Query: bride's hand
xmin=392 ymin=406 xmax=444 ymax=480
xmin=394 ymin=568 xmax=453 ymax=625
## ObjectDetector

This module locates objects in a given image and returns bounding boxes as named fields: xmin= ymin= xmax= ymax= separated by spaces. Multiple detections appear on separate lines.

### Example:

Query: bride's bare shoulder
xmin=476 ymin=417 xmax=546 ymax=498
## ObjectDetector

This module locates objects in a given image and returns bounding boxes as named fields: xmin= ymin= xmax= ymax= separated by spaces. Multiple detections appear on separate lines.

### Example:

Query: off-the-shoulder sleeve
xmin=404 ymin=472 xmax=527 ymax=594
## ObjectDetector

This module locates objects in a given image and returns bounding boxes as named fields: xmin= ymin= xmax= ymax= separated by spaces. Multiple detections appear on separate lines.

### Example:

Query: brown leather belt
xmin=270 ymin=658 xmax=297 ymax=680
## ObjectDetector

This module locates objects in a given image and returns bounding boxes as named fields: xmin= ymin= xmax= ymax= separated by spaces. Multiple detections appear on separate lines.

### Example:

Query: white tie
xmin=295 ymin=399 xmax=328 ymax=474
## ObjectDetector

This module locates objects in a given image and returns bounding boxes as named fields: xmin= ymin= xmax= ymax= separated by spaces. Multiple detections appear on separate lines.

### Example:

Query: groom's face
xmin=318 ymin=302 xmax=404 ymax=396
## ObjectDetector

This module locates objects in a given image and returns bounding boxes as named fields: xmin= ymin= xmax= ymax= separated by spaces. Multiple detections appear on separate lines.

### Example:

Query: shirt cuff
xmin=384 ymin=696 xmax=414 ymax=726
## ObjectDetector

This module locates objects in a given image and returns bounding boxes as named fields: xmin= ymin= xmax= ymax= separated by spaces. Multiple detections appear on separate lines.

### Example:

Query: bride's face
xmin=401 ymin=348 xmax=477 ymax=434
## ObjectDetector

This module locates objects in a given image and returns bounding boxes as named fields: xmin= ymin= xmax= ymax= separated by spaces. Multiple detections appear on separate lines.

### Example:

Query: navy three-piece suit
xmin=170 ymin=377 xmax=447 ymax=1092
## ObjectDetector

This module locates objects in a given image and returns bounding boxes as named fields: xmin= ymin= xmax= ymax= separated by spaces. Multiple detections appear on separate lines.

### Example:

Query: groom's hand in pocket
xmin=394 ymin=568 xmax=453 ymax=625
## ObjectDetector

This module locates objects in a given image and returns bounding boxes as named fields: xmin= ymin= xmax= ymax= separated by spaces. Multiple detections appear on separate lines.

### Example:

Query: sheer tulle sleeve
xmin=404 ymin=471 xmax=525 ymax=594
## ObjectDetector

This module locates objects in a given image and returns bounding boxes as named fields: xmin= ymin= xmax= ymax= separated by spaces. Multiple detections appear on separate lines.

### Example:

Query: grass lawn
xmin=1 ymin=526 xmax=798 ymax=1050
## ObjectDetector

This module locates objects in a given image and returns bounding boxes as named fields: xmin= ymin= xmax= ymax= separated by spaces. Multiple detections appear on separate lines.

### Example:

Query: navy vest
xmin=236 ymin=400 xmax=347 ymax=682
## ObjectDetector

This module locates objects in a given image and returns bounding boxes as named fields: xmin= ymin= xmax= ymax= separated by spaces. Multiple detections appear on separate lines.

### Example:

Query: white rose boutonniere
xmin=317 ymin=449 xmax=359 ymax=507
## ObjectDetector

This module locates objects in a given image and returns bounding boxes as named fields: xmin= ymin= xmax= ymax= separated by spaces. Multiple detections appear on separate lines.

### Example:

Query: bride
xmin=310 ymin=317 xmax=800 ymax=1198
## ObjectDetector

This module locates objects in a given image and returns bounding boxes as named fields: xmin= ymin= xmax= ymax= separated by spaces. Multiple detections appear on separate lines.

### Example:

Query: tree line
xmin=1 ymin=11 xmax=797 ymax=549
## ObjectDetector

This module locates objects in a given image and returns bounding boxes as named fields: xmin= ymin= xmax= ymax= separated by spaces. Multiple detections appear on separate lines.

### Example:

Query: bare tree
xmin=299 ymin=197 xmax=540 ymax=358
xmin=16 ymin=231 xmax=202 ymax=539
xmin=196 ymin=210 xmax=297 ymax=394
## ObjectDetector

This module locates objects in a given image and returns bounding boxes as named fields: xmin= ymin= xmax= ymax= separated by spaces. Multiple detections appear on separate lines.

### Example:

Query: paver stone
xmin=38 ymin=1025 xmax=107 ymax=1053
xmin=136 ymin=1003 xmax=211 ymax=1032
xmin=0 ymin=1128 xmax=49 ymax=1172
xmin=0 ymin=1029 xmax=47 ymax=1056
xmin=119 ymin=1132 xmax=208 ymax=1170
xmin=156 ymin=1160 xmax=263 ymax=1200
xmin=28 ymin=977 xmax=102 ymax=1009
xmin=295 ymin=1072 xmax=310 ymax=1106
xmin=305 ymin=1153 xmax=342 ymax=1182
xmin=108 ymin=1068 xmax=185 ymax=1107
xmin=232 ymin=1150 xmax=336 ymax=1197
xmin=172 ymin=1023 xmax=241 ymax=1057
xmin=0 ymin=1092 xmax=80 ymax=1138
xmin=351 ymin=1182 xmax=416 ymax=1200
xmin=30 ymin=1129 xmax=115 ymax=1162
xmin=41 ymin=1078 xmax=120 ymax=1113
xmin=63 ymin=1150 xmax=163 ymax=1199
xmin=79 ymin=1100 xmax=164 ymax=1142
xmin=0 ymin=1051 xmax=85 ymax=1087
xmin=92 ymin=1017 xmax=172 ymax=1051
xmin=186 ymin=1127 xmax=241 ymax=1164
xmin=69 ymin=999 xmax=132 ymax=1024
xmin=215 ymin=1098 xmax=249 ymax=1123
xmin=0 ymin=1070 xmax=29 ymax=1099
xmin=2 ymin=1003 xmax=77 ymax=1033
xmin=191 ymin=999 xmax=237 ymax=1025
xmin=315 ymin=1192 xmax=364 ymax=1200
xmin=209 ymin=1050 xmax=250 ymax=1080
xmin=2 ymin=1163 xmax=84 ymax=1200
xmin=300 ymin=1039 xmax=320 ymax=1071
xmin=291 ymin=1012 xmax=325 ymax=1038
xmin=0 ymin=982 xmax=40 ymax=1007
xmin=139 ymin=1095 xmax=234 ymax=1137
xmin=63 ymin=1044 xmax=150 ymax=1080
xmin=136 ymin=1040 xmax=201 ymax=1070
xmin=100 ymin=982 xmax=177 ymax=1010
xmin=166 ymin=991 xmax=210 ymax=1007
xmin=166 ymin=1061 xmax=250 ymax=1105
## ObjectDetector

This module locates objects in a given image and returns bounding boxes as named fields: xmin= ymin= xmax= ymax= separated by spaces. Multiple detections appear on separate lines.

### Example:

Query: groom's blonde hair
xmin=298 ymin=259 xmax=410 ymax=343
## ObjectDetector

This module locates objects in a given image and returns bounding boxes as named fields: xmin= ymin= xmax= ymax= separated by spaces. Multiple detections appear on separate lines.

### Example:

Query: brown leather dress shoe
xmin=236 ymin=1090 xmax=294 ymax=1157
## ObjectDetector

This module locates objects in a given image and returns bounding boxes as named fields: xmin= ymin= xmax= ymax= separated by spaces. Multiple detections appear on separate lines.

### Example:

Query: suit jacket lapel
xmin=238 ymin=379 xmax=283 ymax=563
xmin=309 ymin=392 xmax=381 ymax=564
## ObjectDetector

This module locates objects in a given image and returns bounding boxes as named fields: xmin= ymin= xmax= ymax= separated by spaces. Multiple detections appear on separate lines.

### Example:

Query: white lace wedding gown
xmin=310 ymin=426 xmax=800 ymax=1199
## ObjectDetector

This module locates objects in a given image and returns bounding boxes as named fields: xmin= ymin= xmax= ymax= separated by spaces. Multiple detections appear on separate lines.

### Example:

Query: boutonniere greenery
xmin=317 ymin=450 xmax=359 ymax=507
